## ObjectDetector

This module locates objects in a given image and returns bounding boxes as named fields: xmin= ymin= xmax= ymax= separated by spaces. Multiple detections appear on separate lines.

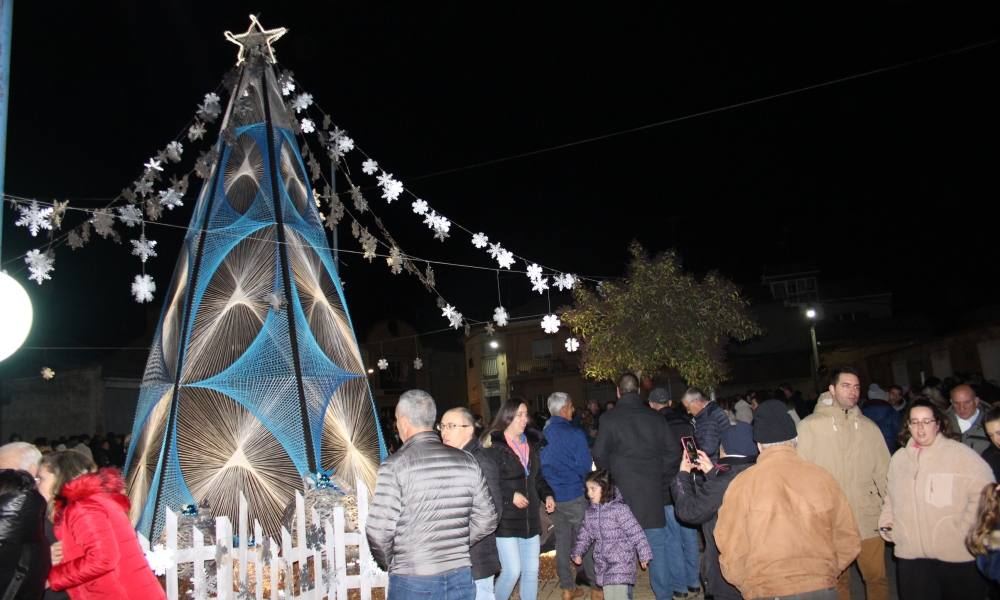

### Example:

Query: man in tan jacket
xmin=716 ymin=400 xmax=860 ymax=600
xmin=798 ymin=367 xmax=890 ymax=600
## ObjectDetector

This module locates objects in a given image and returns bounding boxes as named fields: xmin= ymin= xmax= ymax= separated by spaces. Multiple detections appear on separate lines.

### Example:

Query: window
xmin=532 ymin=339 xmax=553 ymax=358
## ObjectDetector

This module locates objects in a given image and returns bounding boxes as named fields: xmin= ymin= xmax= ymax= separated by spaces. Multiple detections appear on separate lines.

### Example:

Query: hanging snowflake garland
xmin=144 ymin=158 xmax=164 ymax=173
xmin=497 ymin=250 xmax=515 ymax=270
xmin=117 ymin=205 xmax=143 ymax=227
xmin=15 ymin=200 xmax=54 ymax=237
xmin=493 ymin=306 xmax=509 ymax=327
xmin=50 ymin=200 xmax=69 ymax=230
xmin=541 ymin=314 xmax=561 ymax=334
xmin=24 ymin=249 xmax=55 ymax=285
xmin=471 ymin=233 xmax=489 ymax=249
xmin=526 ymin=263 xmax=544 ymax=282
xmin=565 ymin=337 xmax=580 ymax=352
xmin=553 ymin=273 xmax=577 ymax=291
xmin=165 ymin=141 xmax=184 ymax=163
xmin=292 ymin=92 xmax=313 ymax=113
xmin=300 ymin=118 xmax=316 ymax=134
xmin=90 ymin=209 xmax=116 ymax=239
xmin=441 ymin=304 xmax=463 ymax=329
xmin=131 ymin=274 xmax=156 ymax=303
xmin=376 ymin=171 xmax=403 ymax=204
xmin=351 ymin=186 xmax=368 ymax=213
xmin=531 ymin=277 xmax=549 ymax=294
xmin=413 ymin=357 xmax=423 ymax=370
xmin=188 ymin=120 xmax=207 ymax=141
xmin=362 ymin=159 xmax=379 ymax=176
xmin=130 ymin=234 xmax=158 ymax=263
xmin=159 ymin=188 xmax=184 ymax=210
xmin=377 ymin=358 xmax=389 ymax=371
xmin=386 ymin=246 xmax=403 ymax=275
xmin=67 ymin=230 xmax=86 ymax=250
xmin=411 ymin=199 xmax=428 ymax=215
xmin=484 ymin=322 xmax=496 ymax=336
xmin=197 ymin=92 xmax=222 ymax=123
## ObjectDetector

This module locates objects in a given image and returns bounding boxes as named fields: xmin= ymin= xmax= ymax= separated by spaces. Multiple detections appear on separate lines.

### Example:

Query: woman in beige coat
xmin=879 ymin=399 xmax=995 ymax=600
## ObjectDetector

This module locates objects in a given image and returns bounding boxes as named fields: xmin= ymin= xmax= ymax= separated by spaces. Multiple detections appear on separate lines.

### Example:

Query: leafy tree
xmin=562 ymin=242 xmax=760 ymax=389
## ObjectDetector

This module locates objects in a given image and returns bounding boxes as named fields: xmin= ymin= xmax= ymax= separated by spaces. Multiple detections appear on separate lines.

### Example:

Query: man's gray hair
xmin=397 ymin=389 xmax=437 ymax=429
xmin=0 ymin=442 xmax=43 ymax=471
xmin=444 ymin=406 xmax=476 ymax=426
xmin=682 ymin=387 xmax=707 ymax=403
xmin=547 ymin=392 xmax=571 ymax=416
xmin=758 ymin=437 xmax=798 ymax=450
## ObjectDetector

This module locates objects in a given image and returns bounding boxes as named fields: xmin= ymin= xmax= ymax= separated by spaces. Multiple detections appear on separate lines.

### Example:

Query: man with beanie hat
xmin=799 ymin=367 xmax=891 ymax=600
xmin=715 ymin=400 xmax=861 ymax=600
xmin=672 ymin=423 xmax=757 ymax=600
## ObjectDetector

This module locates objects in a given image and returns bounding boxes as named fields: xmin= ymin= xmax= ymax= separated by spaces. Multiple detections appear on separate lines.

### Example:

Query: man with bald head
xmin=947 ymin=384 xmax=991 ymax=453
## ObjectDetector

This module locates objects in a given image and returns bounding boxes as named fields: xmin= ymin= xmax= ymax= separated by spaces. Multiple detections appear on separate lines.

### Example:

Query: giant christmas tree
xmin=124 ymin=17 xmax=386 ymax=540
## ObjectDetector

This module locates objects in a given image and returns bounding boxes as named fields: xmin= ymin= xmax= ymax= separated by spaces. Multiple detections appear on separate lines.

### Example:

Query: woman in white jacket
xmin=879 ymin=399 xmax=995 ymax=600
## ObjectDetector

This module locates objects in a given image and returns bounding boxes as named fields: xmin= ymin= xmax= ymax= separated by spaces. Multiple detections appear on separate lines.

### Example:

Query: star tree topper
xmin=224 ymin=15 xmax=288 ymax=65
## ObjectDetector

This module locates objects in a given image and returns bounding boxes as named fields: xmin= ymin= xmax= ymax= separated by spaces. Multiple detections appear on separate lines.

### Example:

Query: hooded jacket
xmin=485 ymin=429 xmax=553 ymax=538
xmin=672 ymin=456 xmax=755 ymax=600
xmin=48 ymin=468 xmax=165 ymax=600
xmin=0 ymin=469 xmax=50 ymax=600
xmin=797 ymin=397 xmax=890 ymax=539
xmin=715 ymin=445 xmax=860 ymax=599
xmin=571 ymin=488 xmax=652 ymax=586
xmin=367 ymin=431 xmax=497 ymax=576
xmin=879 ymin=434 xmax=995 ymax=562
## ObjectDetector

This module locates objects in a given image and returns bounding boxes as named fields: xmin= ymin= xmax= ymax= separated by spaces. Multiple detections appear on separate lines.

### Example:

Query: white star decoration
xmin=224 ymin=14 xmax=288 ymax=65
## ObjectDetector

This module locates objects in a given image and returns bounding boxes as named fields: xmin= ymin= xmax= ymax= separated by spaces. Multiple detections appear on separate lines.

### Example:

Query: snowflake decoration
xmin=159 ymin=188 xmax=184 ymax=210
xmin=327 ymin=197 xmax=344 ymax=226
xmin=145 ymin=544 xmax=176 ymax=576
xmin=565 ymin=337 xmax=580 ymax=352
xmin=134 ymin=178 xmax=154 ymax=197
xmin=131 ymin=274 xmax=156 ymax=303
xmin=484 ymin=322 xmax=496 ymax=336
xmin=377 ymin=358 xmax=389 ymax=371
xmin=472 ymin=233 xmax=489 ymax=248
xmin=90 ymin=209 xmax=116 ymax=238
xmin=67 ymin=230 xmax=85 ymax=250
xmin=144 ymin=158 xmax=163 ymax=173
xmin=25 ymin=249 xmax=55 ymax=285
xmin=487 ymin=242 xmax=503 ymax=259
xmin=40 ymin=367 xmax=55 ymax=380
xmin=281 ymin=78 xmax=295 ymax=96
xmin=130 ymin=234 xmax=158 ymax=263
xmin=376 ymin=172 xmax=404 ymax=203
xmin=352 ymin=189 xmax=368 ymax=213
xmin=362 ymin=159 xmax=379 ymax=175
xmin=554 ymin=273 xmax=577 ymax=291
xmin=526 ymin=263 xmax=544 ymax=282
xmin=117 ymin=205 xmax=143 ymax=227
xmin=387 ymin=246 xmax=403 ymax=275
xmin=493 ymin=306 xmax=509 ymax=327
xmin=442 ymin=303 xmax=458 ymax=321
xmin=497 ymin=250 xmax=515 ymax=270
xmin=15 ymin=200 xmax=53 ymax=237
xmin=360 ymin=229 xmax=378 ymax=261
xmin=49 ymin=200 xmax=69 ymax=230
xmin=448 ymin=310 xmax=464 ymax=330
xmin=541 ymin=313 xmax=561 ymax=334
xmin=165 ymin=141 xmax=183 ymax=163
xmin=413 ymin=357 xmax=423 ymax=370
xmin=531 ymin=277 xmax=549 ymax=294
xmin=188 ymin=120 xmax=207 ymax=141
xmin=292 ymin=92 xmax=313 ymax=113
xmin=197 ymin=93 xmax=222 ymax=122
xmin=337 ymin=136 xmax=354 ymax=154
xmin=300 ymin=118 xmax=316 ymax=133
xmin=411 ymin=199 xmax=429 ymax=215
xmin=424 ymin=264 xmax=435 ymax=288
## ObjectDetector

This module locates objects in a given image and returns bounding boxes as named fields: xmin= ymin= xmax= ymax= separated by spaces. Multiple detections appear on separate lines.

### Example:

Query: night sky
xmin=1 ymin=3 xmax=998 ymax=373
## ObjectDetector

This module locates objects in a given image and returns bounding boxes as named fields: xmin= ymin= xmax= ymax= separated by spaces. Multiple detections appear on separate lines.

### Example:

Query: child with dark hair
xmin=571 ymin=470 xmax=652 ymax=600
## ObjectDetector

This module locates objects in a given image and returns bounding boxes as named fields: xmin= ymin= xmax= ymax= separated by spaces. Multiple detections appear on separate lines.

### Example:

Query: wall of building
xmin=0 ymin=366 xmax=105 ymax=441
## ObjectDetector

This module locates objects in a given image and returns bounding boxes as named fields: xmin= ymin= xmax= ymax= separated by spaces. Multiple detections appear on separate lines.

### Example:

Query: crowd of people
xmin=4 ymin=368 xmax=1000 ymax=599
xmin=366 ymin=368 xmax=1000 ymax=600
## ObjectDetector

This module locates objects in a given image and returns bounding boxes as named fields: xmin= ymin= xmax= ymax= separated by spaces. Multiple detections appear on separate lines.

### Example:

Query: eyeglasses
xmin=436 ymin=423 xmax=473 ymax=431
xmin=908 ymin=419 xmax=937 ymax=428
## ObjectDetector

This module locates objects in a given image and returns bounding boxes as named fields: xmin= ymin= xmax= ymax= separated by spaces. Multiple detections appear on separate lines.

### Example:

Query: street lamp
xmin=805 ymin=307 xmax=820 ymax=395
xmin=489 ymin=339 xmax=499 ymax=350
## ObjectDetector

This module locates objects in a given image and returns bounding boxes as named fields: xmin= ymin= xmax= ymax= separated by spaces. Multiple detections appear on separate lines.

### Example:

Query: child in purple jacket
xmin=571 ymin=470 xmax=652 ymax=600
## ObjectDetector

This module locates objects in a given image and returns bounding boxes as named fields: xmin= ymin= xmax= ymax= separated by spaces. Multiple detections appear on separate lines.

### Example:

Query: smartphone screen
xmin=680 ymin=436 xmax=698 ymax=462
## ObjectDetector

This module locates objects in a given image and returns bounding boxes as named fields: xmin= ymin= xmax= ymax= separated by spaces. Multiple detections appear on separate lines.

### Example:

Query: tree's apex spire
xmin=224 ymin=14 xmax=288 ymax=66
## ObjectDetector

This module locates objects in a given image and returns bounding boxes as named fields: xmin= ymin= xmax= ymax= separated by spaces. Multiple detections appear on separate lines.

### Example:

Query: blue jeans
xmin=664 ymin=505 xmax=700 ymax=593
xmin=495 ymin=536 xmax=540 ymax=600
xmin=389 ymin=567 xmax=475 ymax=600
xmin=643 ymin=523 xmax=671 ymax=600
xmin=474 ymin=576 xmax=495 ymax=600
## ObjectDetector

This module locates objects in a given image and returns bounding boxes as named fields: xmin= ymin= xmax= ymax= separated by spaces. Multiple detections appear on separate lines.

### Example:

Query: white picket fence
xmin=138 ymin=478 xmax=388 ymax=599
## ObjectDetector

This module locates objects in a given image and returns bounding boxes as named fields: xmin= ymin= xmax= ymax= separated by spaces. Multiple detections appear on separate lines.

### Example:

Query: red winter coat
xmin=48 ymin=469 xmax=165 ymax=599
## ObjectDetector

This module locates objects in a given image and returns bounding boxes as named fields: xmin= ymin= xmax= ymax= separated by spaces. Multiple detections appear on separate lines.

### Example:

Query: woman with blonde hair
xmin=37 ymin=450 xmax=164 ymax=599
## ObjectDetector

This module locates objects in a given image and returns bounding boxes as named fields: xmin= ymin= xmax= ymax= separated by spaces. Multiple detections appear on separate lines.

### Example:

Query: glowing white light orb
xmin=0 ymin=271 xmax=33 ymax=361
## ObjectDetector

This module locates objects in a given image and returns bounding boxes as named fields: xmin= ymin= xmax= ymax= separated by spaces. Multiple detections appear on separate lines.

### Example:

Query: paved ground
xmin=526 ymin=547 xmax=900 ymax=600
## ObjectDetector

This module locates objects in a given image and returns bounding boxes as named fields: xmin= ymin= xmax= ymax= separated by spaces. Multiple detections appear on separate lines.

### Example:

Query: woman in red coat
xmin=37 ymin=451 xmax=165 ymax=599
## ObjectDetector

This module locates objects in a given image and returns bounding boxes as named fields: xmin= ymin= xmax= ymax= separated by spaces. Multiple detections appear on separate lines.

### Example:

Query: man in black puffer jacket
xmin=441 ymin=407 xmax=503 ymax=598
xmin=367 ymin=390 xmax=497 ymax=596
xmin=0 ymin=469 xmax=50 ymax=600
xmin=672 ymin=422 xmax=758 ymax=600
xmin=682 ymin=387 xmax=732 ymax=461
